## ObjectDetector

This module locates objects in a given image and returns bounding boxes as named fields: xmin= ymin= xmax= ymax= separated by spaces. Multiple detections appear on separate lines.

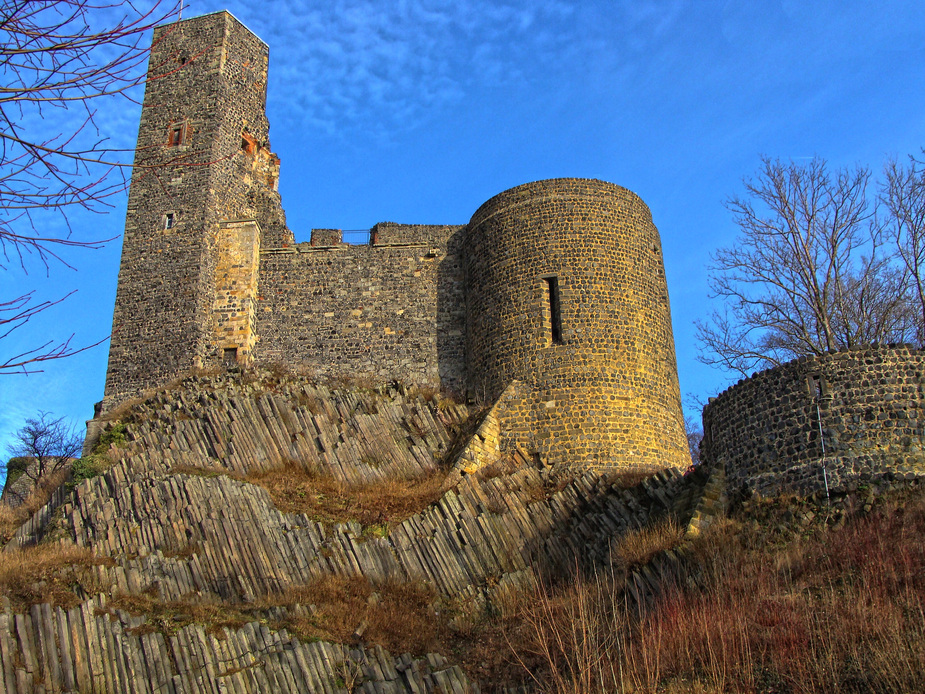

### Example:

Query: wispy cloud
xmin=215 ymin=0 xmax=584 ymax=138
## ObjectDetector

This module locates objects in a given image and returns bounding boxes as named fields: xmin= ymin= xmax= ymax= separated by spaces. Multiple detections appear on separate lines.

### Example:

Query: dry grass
xmin=108 ymin=574 xmax=443 ymax=654
xmin=611 ymin=517 xmax=684 ymax=569
xmin=169 ymin=460 xmax=448 ymax=528
xmin=325 ymin=371 xmax=380 ymax=391
xmin=270 ymin=575 xmax=442 ymax=654
xmin=0 ymin=467 xmax=70 ymax=542
xmin=606 ymin=466 xmax=664 ymax=489
xmin=99 ymin=395 xmax=146 ymax=422
xmin=508 ymin=487 xmax=925 ymax=693
xmin=107 ymin=593 xmax=254 ymax=637
xmin=246 ymin=462 xmax=448 ymax=528
xmin=170 ymin=463 xmax=242 ymax=480
xmin=0 ymin=543 xmax=110 ymax=610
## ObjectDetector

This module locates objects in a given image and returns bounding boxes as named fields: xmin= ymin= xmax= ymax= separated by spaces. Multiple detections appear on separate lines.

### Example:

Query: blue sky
xmin=2 ymin=0 xmax=924 ymax=458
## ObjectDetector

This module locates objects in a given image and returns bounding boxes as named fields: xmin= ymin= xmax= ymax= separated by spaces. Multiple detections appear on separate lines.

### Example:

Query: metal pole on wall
xmin=816 ymin=401 xmax=830 ymax=504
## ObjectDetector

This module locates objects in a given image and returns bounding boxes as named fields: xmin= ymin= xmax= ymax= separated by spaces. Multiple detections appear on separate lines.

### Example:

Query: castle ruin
xmin=101 ymin=11 xmax=690 ymax=472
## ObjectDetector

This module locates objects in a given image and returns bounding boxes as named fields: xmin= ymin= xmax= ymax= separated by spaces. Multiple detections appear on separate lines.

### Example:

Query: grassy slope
xmin=512 ymin=484 xmax=925 ymax=693
xmin=2 ymin=448 xmax=923 ymax=692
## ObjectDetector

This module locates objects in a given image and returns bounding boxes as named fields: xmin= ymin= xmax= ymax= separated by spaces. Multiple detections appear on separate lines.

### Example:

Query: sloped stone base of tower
xmin=0 ymin=370 xmax=707 ymax=692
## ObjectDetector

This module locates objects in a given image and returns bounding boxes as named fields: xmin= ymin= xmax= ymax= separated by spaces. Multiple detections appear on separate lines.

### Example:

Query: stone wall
xmin=465 ymin=179 xmax=689 ymax=471
xmin=701 ymin=345 xmax=925 ymax=496
xmin=256 ymin=224 xmax=467 ymax=393
xmin=213 ymin=220 xmax=261 ymax=364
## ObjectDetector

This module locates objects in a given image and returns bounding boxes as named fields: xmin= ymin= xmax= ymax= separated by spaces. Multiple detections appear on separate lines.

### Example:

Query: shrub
xmin=4 ymin=457 xmax=30 ymax=485
xmin=96 ymin=421 xmax=128 ymax=451
xmin=71 ymin=455 xmax=108 ymax=484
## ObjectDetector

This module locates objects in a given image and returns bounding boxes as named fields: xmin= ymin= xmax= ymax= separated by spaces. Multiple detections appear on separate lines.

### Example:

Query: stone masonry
xmin=465 ymin=180 xmax=688 ymax=470
xmin=100 ymin=11 xmax=690 ymax=472
xmin=104 ymin=11 xmax=289 ymax=411
xmin=701 ymin=345 xmax=925 ymax=496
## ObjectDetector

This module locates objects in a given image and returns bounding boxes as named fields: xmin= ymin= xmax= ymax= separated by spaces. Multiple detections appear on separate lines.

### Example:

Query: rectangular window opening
xmin=168 ymin=123 xmax=184 ymax=146
xmin=241 ymin=131 xmax=257 ymax=155
xmin=223 ymin=347 xmax=238 ymax=366
xmin=164 ymin=213 xmax=174 ymax=230
xmin=544 ymin=276 xmax=563 ymax=345
xmin=808 ymin=374 xmax=823 ymax=399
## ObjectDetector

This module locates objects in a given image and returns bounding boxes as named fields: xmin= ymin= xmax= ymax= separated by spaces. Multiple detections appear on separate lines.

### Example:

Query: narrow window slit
xmin=544 ymin=276 xmax=563 ymax=345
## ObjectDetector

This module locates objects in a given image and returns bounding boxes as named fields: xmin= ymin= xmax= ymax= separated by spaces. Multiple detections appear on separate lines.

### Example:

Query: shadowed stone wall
xmin=256 ymin=224 xmax=467 ymax=392
xmin=701 ymin=346 xmax=925 ymax=496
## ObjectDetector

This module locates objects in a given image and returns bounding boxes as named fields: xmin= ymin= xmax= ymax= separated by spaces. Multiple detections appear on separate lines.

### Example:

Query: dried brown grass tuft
xmin=99 ymin=395 xmax=145 ymax=422
xmin=106 ymin=593 xmax=253 ymax=637
xmin=170 ymin=463 xmax=243 ymax=480
xmin=108 ymin=575 xmax=443 ymax=655
xmin=270 ymin=575 xmax=441 ymax=654
xmin=611 ymin=517 xmax=684 ymax=569
xmin=246 ymin=462 xmax=448 ymax=528
xmin=0 ymin=543 xmax=109 ymax=610
xmin=606 ymin=465 xmax=663 ymax=489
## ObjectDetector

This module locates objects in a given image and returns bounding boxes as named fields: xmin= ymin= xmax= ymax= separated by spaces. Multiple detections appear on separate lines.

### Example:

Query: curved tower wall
xmin=701 ymin=346 xmax=925 ymax=496
xmin=465 ymin=179 xmax=689 ymax=471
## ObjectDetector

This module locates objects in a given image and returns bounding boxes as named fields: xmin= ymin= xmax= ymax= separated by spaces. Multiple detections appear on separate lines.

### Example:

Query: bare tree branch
xmin=881 ymin=155 xmax=925 ymax=344
xmin=0 ymin=0 xmax=181 ymax=371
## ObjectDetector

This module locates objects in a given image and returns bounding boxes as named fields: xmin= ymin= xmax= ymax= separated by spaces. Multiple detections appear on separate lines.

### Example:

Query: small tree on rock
xmin=3 ymin=412 xmax=81 ymax=504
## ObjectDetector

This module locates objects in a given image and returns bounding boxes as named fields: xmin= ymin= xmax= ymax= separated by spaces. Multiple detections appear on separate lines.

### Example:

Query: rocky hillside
xmin=0 ymin=369 xmax=715 ymax=692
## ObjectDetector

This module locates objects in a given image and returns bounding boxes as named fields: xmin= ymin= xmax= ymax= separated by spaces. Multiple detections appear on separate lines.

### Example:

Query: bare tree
xmin=684 ymin=414 xmax=702 ymax=467
xmin=1 ymin=0 xmax=181 ymax=373
xmin=696 ymin=156 xmax=913 ymax=376
xmin=881 ymin=155 xmax=925 ymax=344
xmin=2 ymin=411 xmax=81 ymax=504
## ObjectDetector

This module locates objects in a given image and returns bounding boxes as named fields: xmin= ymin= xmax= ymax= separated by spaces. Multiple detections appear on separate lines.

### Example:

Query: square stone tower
xmin=102 ymin=11 xmax=289 ymax=411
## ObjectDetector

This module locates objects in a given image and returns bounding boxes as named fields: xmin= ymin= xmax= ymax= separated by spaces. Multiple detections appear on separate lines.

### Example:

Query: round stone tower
xmin=465 ymin=178 xmax=689 ymax=471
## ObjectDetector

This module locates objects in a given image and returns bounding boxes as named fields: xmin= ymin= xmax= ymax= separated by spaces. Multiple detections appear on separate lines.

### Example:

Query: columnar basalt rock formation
xmin=100 ymin=11 xmax=689 ymax=473
xmin=701 ymin=345 xmax=925 ymax=496
xmin=2 ymin=372 xmax=708 ymax=693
